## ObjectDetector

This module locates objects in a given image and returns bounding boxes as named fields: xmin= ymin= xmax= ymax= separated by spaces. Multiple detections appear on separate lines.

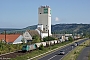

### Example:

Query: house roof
xmin=0 ymin=34 xmax=20 ymax=43
xmin=27 ymin=30 xmax=40 ymax=37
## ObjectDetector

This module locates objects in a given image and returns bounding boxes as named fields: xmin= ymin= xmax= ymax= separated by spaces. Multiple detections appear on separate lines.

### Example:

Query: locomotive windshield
xmin=23 ymin=46 xmax=27 ymax=48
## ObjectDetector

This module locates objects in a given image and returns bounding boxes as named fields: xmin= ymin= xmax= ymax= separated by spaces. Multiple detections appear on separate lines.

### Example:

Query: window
xmin=50 ymin=10 xmax=51 ymax=14
xmin=43 ymin=28 xmax=45 ymax=30
xmin=44 ymin=8 xmax=48 ymax=14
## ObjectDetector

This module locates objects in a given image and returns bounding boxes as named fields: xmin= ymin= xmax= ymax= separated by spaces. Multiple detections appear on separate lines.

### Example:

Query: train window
xmin=23 ymin=46 xmax=26 ymax=48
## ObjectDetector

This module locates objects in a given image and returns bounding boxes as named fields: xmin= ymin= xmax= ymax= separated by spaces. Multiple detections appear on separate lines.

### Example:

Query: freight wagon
xmin=35 ymin=43 xmax=42 ymax=48
xmin=57 ymin=40 xmax=60 ymax=43
xmin=54 ymin=40 xmax=58 ymax=44
xmin=46 ymin=41 xmax=51 ymax=46
xmin=41 ymin=42 xmax=46 ymax=46
xmin=50 ymin=40 xmax=55 ymax=45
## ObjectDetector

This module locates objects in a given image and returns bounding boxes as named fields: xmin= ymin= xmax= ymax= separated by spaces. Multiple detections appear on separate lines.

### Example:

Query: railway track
xmin=0 ymin=51 xmax=28 ymax=60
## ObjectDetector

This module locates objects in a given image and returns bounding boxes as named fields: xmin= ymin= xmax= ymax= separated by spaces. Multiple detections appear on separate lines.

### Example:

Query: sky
xmin=0 ymin=0 xmax=90 ymax=28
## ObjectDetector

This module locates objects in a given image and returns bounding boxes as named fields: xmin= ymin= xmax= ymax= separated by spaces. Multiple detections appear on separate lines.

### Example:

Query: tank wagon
xmin=54 ymin=40 xmax=58 ymax=44
xmin=57 ymin=40 xmax=60 ymax=43
xmin=46 ymin=41 xmax=51 ymax=46
xmin=50 ymin=40 xmax=55 ymax=45
xmin=35 ymin=43 xmax=42 ymax=48
xmin=41 ymin=42 xmax=46 ymax=46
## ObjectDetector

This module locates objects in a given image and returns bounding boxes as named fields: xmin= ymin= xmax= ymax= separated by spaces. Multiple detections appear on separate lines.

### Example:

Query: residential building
xmin=0 ymin=34 xmax=23 ymax=44
xmin=23 ymin=30 xmax=40 ymax=43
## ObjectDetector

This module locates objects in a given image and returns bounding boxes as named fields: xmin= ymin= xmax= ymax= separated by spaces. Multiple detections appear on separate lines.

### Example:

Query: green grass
xmin=0 ymin=43 xmax=23 ymax=54
xmin=62 ymin=40 xmax=90 ymax=60
xmin=88 ymin=51 xmax=90 ymax=60
xmin=88 ymin=41 xmax=90 ymax=60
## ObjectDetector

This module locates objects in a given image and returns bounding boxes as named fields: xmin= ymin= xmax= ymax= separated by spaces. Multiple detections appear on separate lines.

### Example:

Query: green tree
xmin=68 ymin=36 xmax=74 ymax=42
xmin=21 ymin=38 xmax=25 ymax=44
xmin=32 ymin=35 xmax=40 ymax=43
xmin=0 ymin=40 xmax=4 ymax=51
xmin=43 ymin=36 xmax=55 ymax=42
xmin=39 ymin=44 xmax=44 ymax=50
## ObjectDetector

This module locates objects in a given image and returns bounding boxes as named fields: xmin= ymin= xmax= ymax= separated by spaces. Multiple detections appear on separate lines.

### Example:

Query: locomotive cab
xmin=22 ymin=45 xmax=29 ymax=51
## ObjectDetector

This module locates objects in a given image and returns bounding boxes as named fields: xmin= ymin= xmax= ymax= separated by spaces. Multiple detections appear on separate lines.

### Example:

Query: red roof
xmin=0 ymin=34 xmax=20 ymax=43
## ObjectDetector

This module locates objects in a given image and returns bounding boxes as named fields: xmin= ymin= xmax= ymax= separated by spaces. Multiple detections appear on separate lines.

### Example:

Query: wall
xmin=38 ymin=7 xmax=51 ymax=35
xmin=42 ymin=33 xmax=48 ymax=38
xmin=23 ymin=31 xmax=32 ymax=40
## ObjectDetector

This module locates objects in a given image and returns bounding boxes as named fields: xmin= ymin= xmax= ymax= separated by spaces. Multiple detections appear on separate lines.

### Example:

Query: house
xmin=23 ymin=30 xmax=40 ymax=43
xmin=65 ymin=34 xmax=72 ymax=41
xmin=52 ymin=34 xmax=73 ymax=42
xmin=52 ymin=34 xmax=66 ymax=42
xmin=0 ymin=34 xmax=23 ymax=44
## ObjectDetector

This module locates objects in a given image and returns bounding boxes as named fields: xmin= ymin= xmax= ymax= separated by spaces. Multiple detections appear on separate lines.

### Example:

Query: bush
xmin=0 ymin=43 xmax=23 ymax=54
xmin=74 ymin=51 xmax=77 ymax=54
xmin=39 ymin=44 xmax=44 ymax=50
xmin=43 ymin=36 xmax=55 ymax=42
xmin=68 ymin=36 xmax=74 ymax=42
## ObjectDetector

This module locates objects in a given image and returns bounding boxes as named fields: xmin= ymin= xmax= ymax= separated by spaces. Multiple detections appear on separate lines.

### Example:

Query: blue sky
xmin=0 ymin=0 xmax=90 ymax=28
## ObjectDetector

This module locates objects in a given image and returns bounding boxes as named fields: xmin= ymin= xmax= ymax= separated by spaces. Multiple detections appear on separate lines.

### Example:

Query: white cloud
xmin=55 ymin=17 xmax=59 ymax=21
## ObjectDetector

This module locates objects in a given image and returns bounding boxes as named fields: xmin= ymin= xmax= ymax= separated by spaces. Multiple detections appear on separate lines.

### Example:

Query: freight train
xmin=22 ymin=40 xmax=60 ymax=51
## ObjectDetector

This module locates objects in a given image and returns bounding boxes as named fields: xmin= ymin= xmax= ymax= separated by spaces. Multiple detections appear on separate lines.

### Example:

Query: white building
xmin=38 ymin=5 xmax=52 ymax=35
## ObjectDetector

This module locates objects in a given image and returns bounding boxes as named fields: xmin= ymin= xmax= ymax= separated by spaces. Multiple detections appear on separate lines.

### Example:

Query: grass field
xmin=0 ymin=43 xmax=22 ymax=54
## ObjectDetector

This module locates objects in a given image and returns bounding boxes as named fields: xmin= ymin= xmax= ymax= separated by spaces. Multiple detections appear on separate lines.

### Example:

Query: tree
xmin=43 ymin=36 xmax=55 ymax=42
xmin=68 ymin=36 xmax=74 ymax=42
xmin=21 ymin=38 xmax=25 ymax=44
xmin=0 ymin=40 xmax=5 ymax=51
xmin=39 ymin=44 xmax=44 ymax=50
xmin=32 ymin=35 xmax=40 ymax=43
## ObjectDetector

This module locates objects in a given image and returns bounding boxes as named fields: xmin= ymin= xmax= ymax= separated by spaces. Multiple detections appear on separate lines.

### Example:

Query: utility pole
xmin=40 ymin=30 xmax=41 ymax=41
xmin=48 ymin=30 xmax=49 ymax=41
xmin=4 ymin=30 xmax=6 ymax=43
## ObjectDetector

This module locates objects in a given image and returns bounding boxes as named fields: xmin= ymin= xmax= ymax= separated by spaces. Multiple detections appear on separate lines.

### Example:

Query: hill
xmin=51 ymin=24 xmax=90 ymax=34
xmin=0 ymin=24 xmax=90 ymax=34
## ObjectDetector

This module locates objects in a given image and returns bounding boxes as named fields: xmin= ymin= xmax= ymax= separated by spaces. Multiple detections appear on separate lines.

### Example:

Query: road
xmin=38 ymin=38 xmax=88 ymax=60
xmin=76 ymin=43 xmax=90 ymax=60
